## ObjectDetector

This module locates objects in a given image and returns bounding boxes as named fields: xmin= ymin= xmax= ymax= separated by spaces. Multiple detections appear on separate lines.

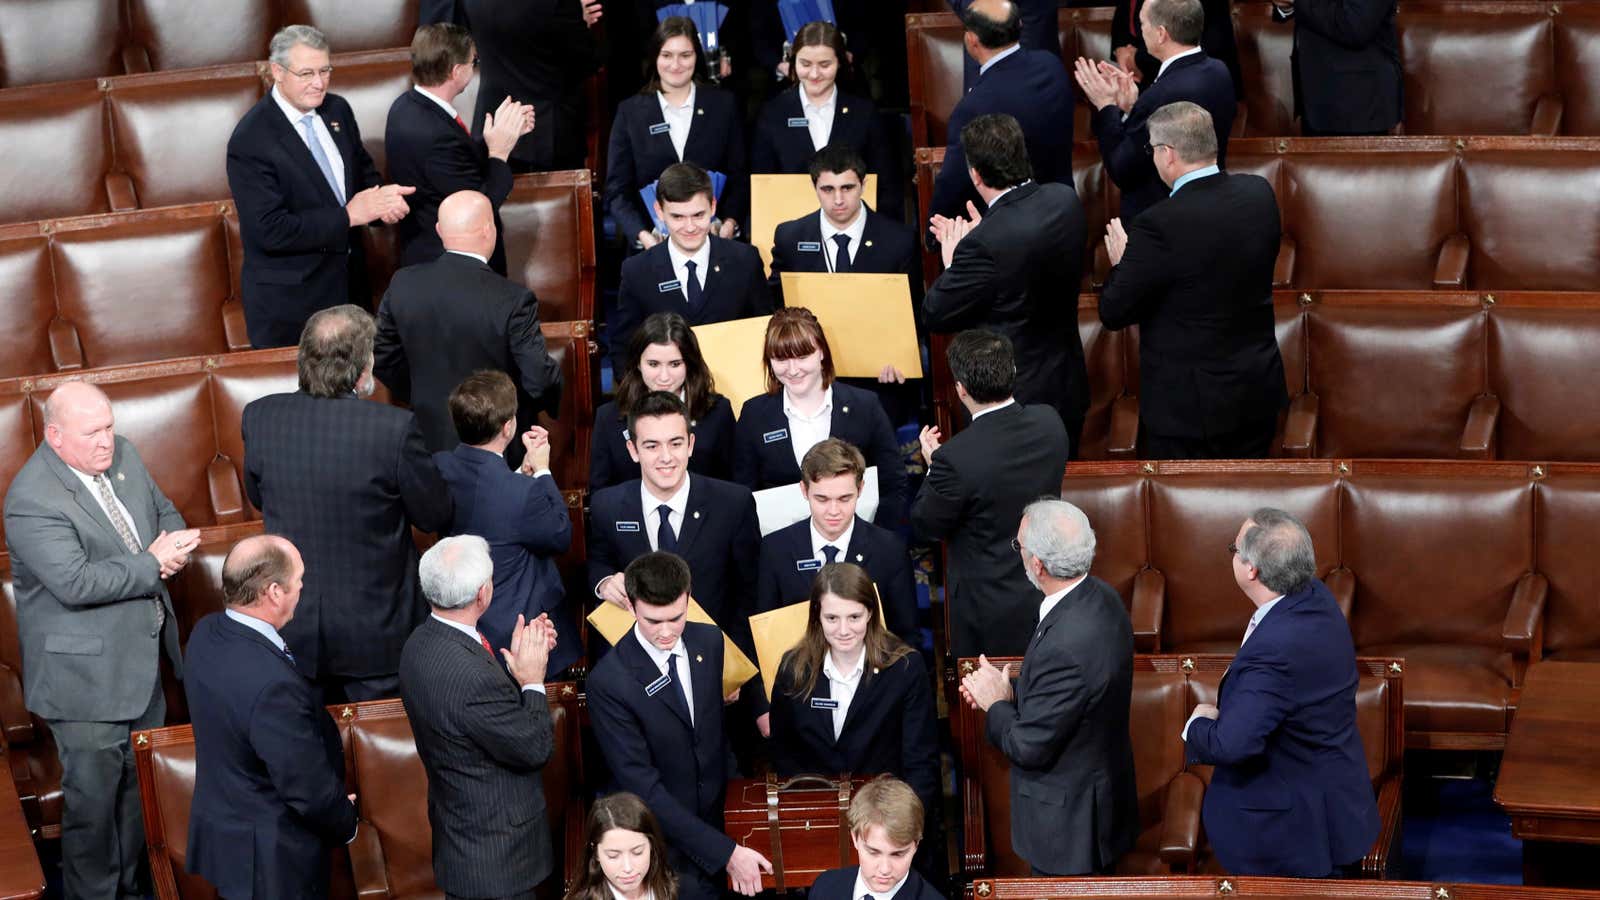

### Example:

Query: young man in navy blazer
xmin=586 ymin=552 xmax=774 ymax=899
xmin=1184 ymin=509 xmax=1379 ymax=876
xmin=809 ymin=777 xmax=946 ymax=900
xmin=766 ymin=145 xmax=918 ymax=306
xmin=611 ymin=163 xmax=773 ymax=373
xmin=756 ymin=438 xmax=919 ymax=648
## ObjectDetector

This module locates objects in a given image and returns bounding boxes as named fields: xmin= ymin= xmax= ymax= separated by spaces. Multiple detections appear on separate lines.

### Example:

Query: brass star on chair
xmin=1217 ymin=879 xmax=1234 ymax=895
xmin=1435 ymin=887 xmax=1452 ymax=900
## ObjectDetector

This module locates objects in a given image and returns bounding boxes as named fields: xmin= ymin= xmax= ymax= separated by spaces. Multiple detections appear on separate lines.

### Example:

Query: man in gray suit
xmin=3 ymin=381 xmax=200 ymax=899
xmin=959 ymin=498 xmax=1139 ymax=875
xmin=399 ymin=535 xmax=557 ymax=900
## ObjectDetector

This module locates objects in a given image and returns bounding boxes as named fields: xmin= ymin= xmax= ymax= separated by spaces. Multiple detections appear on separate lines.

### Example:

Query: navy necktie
xmin=821 ymin=544 xmax=840 ymax=564
xmin=672 ymin=653 xmax=693 ymax=725
xmin=684 ymin=260 xmax=703 ymax=308
xmin=656 ymin=504 xmax=678 ymax=553
xmin=831 ymin=233 xmax=852 ymax=273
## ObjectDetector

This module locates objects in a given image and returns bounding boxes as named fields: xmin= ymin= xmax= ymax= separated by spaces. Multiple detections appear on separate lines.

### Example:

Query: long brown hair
xmin=615 ymin=312 xmax=720 ymax=422
xmin=762 ymin=306 xmax=836 ymax=394
xmin=564 ymin=793 xmax=679 ymax=900
xmin=786 ymin=21 xmax=850 ymax=84
xmin=780 ymin=563 xmax=913 ymax=699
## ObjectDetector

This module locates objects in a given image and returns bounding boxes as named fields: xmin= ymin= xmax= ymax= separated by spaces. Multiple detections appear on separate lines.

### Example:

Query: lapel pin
xmin=329 ymin=120 xmax=341 ymax=133
xmin=695 ymin=654 xmax=703 ymax=663
xmin=855 ymin=553 xmax=863 ymax=562
xmin=713 ymin=265 xmax=721 ymax=273
xmin=116 ymin=472 xmax=125 ymax=481
xmin=696 ymin=108 xmax=705 ymax=115
xmin=864 ymin=240 xmax=874 ymax=248
xmin=842 ymin=406 xmax=849 ymax=414
xmin=842 ymin=107 xmax=850 ymax=114
xmin=693 ymin=510 xmax=701 ymax=519
xmin=873 ymin=667 xmax=880 ymax=674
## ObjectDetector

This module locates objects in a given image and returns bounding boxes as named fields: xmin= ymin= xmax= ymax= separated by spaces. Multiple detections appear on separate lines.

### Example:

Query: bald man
xmin=374 ymin=189 xmax=562 ymax=465
xmin=3 ymin=380 xmax=199 ymax=899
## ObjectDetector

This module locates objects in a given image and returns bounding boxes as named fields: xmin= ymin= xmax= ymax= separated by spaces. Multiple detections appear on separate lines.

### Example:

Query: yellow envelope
xmin=751 ymin=173 xmax=878 ymax=276
xmin=780 ymin=273 xmax=924 ymax=379
xmin=587 ymin=597 xmax=758 ymax=697
xmin=691 ymin=316 xmax=772 ymax=419
xmin=747 ymin=591 xmax=889 ymax=702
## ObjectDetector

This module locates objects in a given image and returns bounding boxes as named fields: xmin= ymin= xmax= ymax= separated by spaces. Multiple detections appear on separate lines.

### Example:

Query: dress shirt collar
xmin=667 ymin=237 xmax=712 ymax=280
xmin=969 ymin=397 xmax=1016 ymax=421
xmin=413 ymin=84 xmax=461 ymax=120
xmin=446 ymin=249 xmax=488 ymax=264
xmin=810 ymin=516 xmax=856 ymax=561
xmin=225 ymin=608 xmax=288 ymax=653
xmin=852 ymin=870 xmax=910 ymax=900
xmin=633 ymin=622 xmax=688 ymax=670
xmin=1245 ymin=595 xmax=1285 ymax=637
xmin=431 ymin=613 xmax=488 ymax=646
xmin=1038 ymin=574 xmax=1087 ymax=624
xmin=985 ymin=179 xmax=1029 ymax=210
xmin=823 ymin=649 xmax=866 ymax=686
xmin=1170 ymin=164 xmax=1221 ymax=196
xmin=657 ymin=84 xmax=696 ymax=117
xmin=1155 ymin=45 xmax=1203 ymax=82
xmin=642 ymin=472 xmax=692 ymax=520
xmin=608 ymin=887 xmax=654 ymax=900
xmin=271 ymin=84 xmax=320 ymax=126
xmin=978 ymin=43 xmax=1022 ymax=77
xmin=799 ymin=83 xmax=837 ymax=116
xmin=783 ymin=384 xmax=833 ymax=422
xmin=818 ymin=206 xmax=867 ymax=253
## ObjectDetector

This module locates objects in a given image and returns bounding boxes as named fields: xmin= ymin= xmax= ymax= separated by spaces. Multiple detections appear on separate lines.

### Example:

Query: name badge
xmin=657 ymin=280 xmax=682 ymax=293
xmin=795 ymin=559 xmax=823 ymax=572
xmin=810 ymin=698 xmax=840 ymax=710
xmin=649 ymin=122 xmax=671 ymax=135
xmin=787 ymin=117 xmax=810 ymax=128
xmin=763 ymin=428 xmax=789 ymax=444
xmin=796 ymin=241 xmax=822 ymax=253
xmin=645 ymin=673 xmax=672 ymax=696
xmin=616 ymin=521 xmax=641 ymax=533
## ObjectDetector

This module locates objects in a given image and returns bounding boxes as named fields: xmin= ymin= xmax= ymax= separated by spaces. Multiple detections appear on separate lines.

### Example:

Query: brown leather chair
xmin=0 ymin=389 xmax=37 ymax=551
xmin=1555 ymin=6 xmax=1600 ymax=136
xmin=0 ymin=562 xmax=64 ymax=842
xmin=537 ymin=321 xmax=597 ymax=491
xmin=0 ymin=761 xmax=46 ymax=900
xmin=105 ymin=67 xmax=264 ymax=209
xmin=324 ymin=50 xmax=412 ymax=176
xmin=206 ymin=348 xmax=300 ymax=520
xmin=1486 ymin=299 xmax=1600 ymax=461
xmin=284 ymin=0 xmax=420 ymax=54
xmin=123 ymin=0 xmax=274 ymax=73
xmin=1461 ymin=147 xmax=1600 ymax=290
xmin=1231 ymin=5 xmax=1296 ymax=137
xmin=501 ymin=171 xmax=600 ymax=325
xmin=1401 ymin=6 xmax=1561 ymax=136
xmin=1533 ymin=466 xmax=1600 ymax=662
xmin=1076 ymin=297 xmax=1127 ymax=463
xmin=0 ymin=81 xmax=113 ymax=225
xmin=0 ymin=234 xmax=58 ymax=379
xmin=0 ymin=0 xmax=125 ymax=88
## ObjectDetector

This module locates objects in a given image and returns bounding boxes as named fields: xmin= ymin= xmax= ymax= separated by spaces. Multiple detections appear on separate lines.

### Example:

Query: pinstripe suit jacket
xmin=398 ymin=616 xmax=556 ymax=896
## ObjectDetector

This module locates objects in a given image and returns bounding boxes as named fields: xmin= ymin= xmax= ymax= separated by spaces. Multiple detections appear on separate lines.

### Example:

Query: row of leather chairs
xmin=969 ymin=876 xmax=1594 ymax=900
xmin=133 ymin=692 xmax=586 ymax=900
xmin=952 ymin=654 xmax=1404 ymax=878
xmin=0 ymin=170 xmax=597 ymax=377
xmin=1066 ymin=290 xmax=1600 ymax=462
xmin=0 ymin=0 xmax=418 ymax=89
xmin=908 ymin=2 xmax=1600 ymax=142
xmin=1056 ymin=458 xmax=1600 ymax=749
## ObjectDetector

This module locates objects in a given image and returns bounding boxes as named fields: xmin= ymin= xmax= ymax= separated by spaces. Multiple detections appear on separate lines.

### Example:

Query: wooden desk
xmin=0 ymin=763 xmax=45 ymax=900
xmin=1494 ymin=661 xmax=1600 ymax=888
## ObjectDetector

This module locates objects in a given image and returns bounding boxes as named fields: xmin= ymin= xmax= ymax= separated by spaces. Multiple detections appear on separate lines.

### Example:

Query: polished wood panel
xmin=0 ymin=765 xmax=45 ymax=900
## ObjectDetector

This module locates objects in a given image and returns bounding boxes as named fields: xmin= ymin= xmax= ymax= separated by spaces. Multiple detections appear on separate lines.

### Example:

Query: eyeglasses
xmin=1146 ymin=142 xmax=1171 ymax=156
xmin=472 ymin=55 xmax=480 ymax=68
xmin=1227 ymin=542 xmax=1240 ymax=557
xmin=286 ymin=65 xmax=334 ymax=81
xmin=1010 ymin=538 xmax=1024 ymax=553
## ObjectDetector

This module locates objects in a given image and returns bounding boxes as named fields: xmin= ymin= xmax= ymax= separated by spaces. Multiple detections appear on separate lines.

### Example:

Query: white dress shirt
xmin=1155 ymin=45 xmax=1204 ymax=83
xmin=447 ymin=249 xmax=489 ymax=265
xmin=657 ymin=85 xmax=696 ymax=161
xmin=799 ymin=84 xmax=837 ymax=151
xmin=969 ymin=397 xmax=1016 ymax=422
xmin=810 ymin=518 xmax=856 ymax=565
xmin=851 ymin=870 xmax=910 ymax=900
xmin=225 ymin=608 xmax=288 ymax=653
xmin=978 ymin=43 xmax=1021 ymax=77
xmin=821 ymin=650 xmax=866 ymax=739
xmin=667 ymin=238 xmax=711 ymax=302
xmin=608 ymin=887 xmax=655 ymax=900
xmin=819 ymin=206 xmax=867 ymax=272
xmin=272 ymin=85 xmax=346 ymax=200
xmin=68 ymin=466 xmax=142 ymax=546
xmin=1037 ymin=575 xmax=1085 ymax=627
xmin=1181 ymin=594 xmax=1284 ymax=740
xmin=783 ymin=385 xmax=834 ymax=468
xmin=431 ymin=613 xmax=545 ymax=694
xmin=634 ymin=623 xmax=693 ymax=725
xmin=413 ymin=84 xmax=461 ymax=121
xmin=642 ymin=475 xmax=692 ymax=552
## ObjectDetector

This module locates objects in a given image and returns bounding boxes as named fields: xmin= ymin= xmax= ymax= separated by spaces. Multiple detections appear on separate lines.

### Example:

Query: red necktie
xmin=455 ymin=114 xmax=470 ymax=134
xmin=479 ymin=634 xmax=493 ymax=655
xmin=1130 ymin=0 xmax=1139 ymax=37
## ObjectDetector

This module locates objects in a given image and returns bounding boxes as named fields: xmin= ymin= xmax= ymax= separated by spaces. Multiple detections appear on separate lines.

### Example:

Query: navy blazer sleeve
xmin=397 ymin=418 xmax=455 ymax=534
xmin=1184 ymin=654 xmax=1296 ymax=766
xmin=250 ymin=685 xmax=358 ymax=845
xmin=508 ymin=289 xmax=562 ymax=414
xmin=765 ymin=664 xmax=808 ymax=775
xmin=859 ymin=397 xmax=907 ymax=527
xmin=1092 ymin=102 xmax=1154 ymax=192
xmin=731 ymin=397 xmax=767 ymax=492
xmin=227 ymin=132 xmax=353 ymax=257
xmin=514 ymin=474 xmax=572 ymax=556
xmin=694 ymin=397 xmax=737 ymax=481
xmin=586 ymin=493 xmax=623 ymax=596
xmin=1097 ymin=211 xmax=1172 ymax=331
xmin=923 ymin=230 xmax=999 ymax=333
xmin=909 ymin=450 xmax=966 ymax=542
xmin=604 ymin=105 xmax=654 ymax=243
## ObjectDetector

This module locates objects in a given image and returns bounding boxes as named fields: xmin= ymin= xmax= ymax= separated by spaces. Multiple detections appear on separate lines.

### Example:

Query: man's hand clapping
xmin=1104 ymin=217 xmax=1129 ymax=267
xmin=348 ymin=184 xmax=416 ymax=227
xmin=582 ymin=0 xmax=603 ymax=26
xmin=148 ymin=528 xmax=202 ymax=579
xmin=484 ymin=96 xmax=535 ymax=161
xmin=917 ymin=425 xmax=943 ymax=464
xmin=500 ymin=613 xmax=553 ymax=686
xmin=518 ymin=425 xmax=552 ymax=476
xmin=959 ymin=654 xmax=1014 ymax=712
xmin=929 ymin=201 xmax=984 ymax=269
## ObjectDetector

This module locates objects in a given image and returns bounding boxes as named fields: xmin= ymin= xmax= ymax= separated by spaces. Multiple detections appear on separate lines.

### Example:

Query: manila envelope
xmin=748 ymin=591 xmax=890 ymax=702
xmin=587 ymin=597 xmax=758 ymax=697
xmin=780 ymin=272 xmax=923 ymax=379
xmin=751 ymin=173 xmax=877 ymax=275
xmin=691 ymin=315 xmax=772 ymax=418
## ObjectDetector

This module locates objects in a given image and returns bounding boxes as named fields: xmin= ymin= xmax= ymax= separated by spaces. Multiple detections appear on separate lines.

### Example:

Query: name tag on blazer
xmin=649 ymin=122 xmax=672 ymax=135
xmin=616 ymin=521 xmax=642 ymax=533
xmin=763 ymin=428 xmax=789 ymax=444
xmin=787 ymin=117 xmax=810 ymax=128
xmin=645 ymin=672 xmax=672 ymax=696
xmin=657 ymin=280 xmax=682 ymax=293
xmin=796 ymin=241 xmax=822 ymax=253
xmin=795 ymin=558 xmax=823 ymax=572
xmin=810 ymin=698 xmax=840 ymax=710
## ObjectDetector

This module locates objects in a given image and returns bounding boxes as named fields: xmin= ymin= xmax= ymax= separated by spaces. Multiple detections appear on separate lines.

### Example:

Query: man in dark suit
xmin=950 ymin=0 xmax=1062 ymax=88
xmin=756 ymin=438 xmax=918 ymax=648
xmin=243 ymin=305 xmax=454 ymax=701
xmin=1112 ymin=0 xmax=1243 ymax=99
xmin=925 ymin=114 xmax=1088 ymax=445
xmin=1099 ymin=102 xmax=1287 ymax=459
xmin=809 ymin=777 xmax=946 ymax=900
xmin=911 ymin=331 xmax=1068 ymax=659
xmin=588 ymin=392 xmax=760 ymax=643
xmin=227 ymin=25 xmax=416 ymax=348
xmin=1075 ymin=0 xmax=1236 ymax=220
xmin=400 ymin=535 xmax=560 ymax=900
xmin=434 ymin=371 xmax=578 ymax=676
xmin=184 ymin=535 xmax=358 ymax=900
xmin=586 ymin=552 xmax=773 ymax=899
xmin=612 ymin=162 xmax=773 ymax=373
xmin=767 ymin=144 xmax=918 ymax=305
xmin=1274 ymin=0 xmax=1401 ymax=135
xmin=1185 ymin=509 xmax=1380 ymax=876
xmin=3 ymin=381 xmax=199 ymax=900
xmin=928 ymin=0 xmax=1075 ymax=223
xmin=373 ymin=190 xmax=562 ymax=461
xmin=463 ymin=0 xmax=601 ymax=172
xmin=385 ymin=23 xmax=534 ymax=273
xmin=960 ymin=498 xmax=1140 ymax=875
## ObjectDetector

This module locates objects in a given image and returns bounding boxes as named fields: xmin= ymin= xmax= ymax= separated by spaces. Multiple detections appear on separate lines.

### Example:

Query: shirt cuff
xmin=1181 ymin=709 xmax=1206 ymax=742
xmin=346 ymin=821 xmax=359 ymax=845
xmin=526 ymin=468 xmax=552 ymax=479
xmin=522 ymin=683 xmax=547 ymax=694
xmin=593 ymin=576 xmax=610 ymax=599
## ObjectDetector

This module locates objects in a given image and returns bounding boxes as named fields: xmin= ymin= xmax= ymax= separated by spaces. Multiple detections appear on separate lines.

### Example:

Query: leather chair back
xmin=1555 ymin=8 xmax=1600 ymax=135
xmin=106 ymin=68 xmax=263 ymax=209
xmin=325 ymin=51 xmax=412 ymax=176
xmin=1533 ymin=468 xmax=1600 ymax=660
xmin=1461 ymin=148 xmax=1600 ymax=290
xmin=0 ymin=82 xmax=112 ymax=224
xmin=537 ymin=322 xmax=596 ymax=491
xmin=207 ymin=349 xmax=301 ymax=519
xmin=1487 ymin=303 xmax=1600 ymax=460
xmin=501 ymin=171 xmax=599 ymax=325
xmin=0 ymin=0 xmax=124 ymax=88
xmin=1231 ymin=6 xmax=1296 ymax=137
xmin=0 ymin=390 xmax=38 ymax=552
xmin=1401 ymin=8 xmax=1557 ymax=135
xmin=1077 ymin=299 xmax=1125 ymax=462
xmin=284 ymin=0 xmax=420 ymax=53
xmin=126 ymin=0 xmax=274 ymax=72
xmin=0 ymin=235 xmax=56 ymax=379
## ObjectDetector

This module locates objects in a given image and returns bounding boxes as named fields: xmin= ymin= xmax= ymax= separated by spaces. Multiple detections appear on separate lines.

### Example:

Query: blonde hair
xmin=848 ymin=776 xmax=924 ymax=845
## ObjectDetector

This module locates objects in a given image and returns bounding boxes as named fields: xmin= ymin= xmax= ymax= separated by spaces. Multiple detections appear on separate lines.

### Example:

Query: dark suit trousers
xmin=446 ymin=891 xmax=537 ymax=900
xmin=329 ymin=672 xmax=402 ymax=703
xmin=1140 ymin=418 xmax=1276 ymax=460
xmin=48 ymin=676 xmax=165 ymax=900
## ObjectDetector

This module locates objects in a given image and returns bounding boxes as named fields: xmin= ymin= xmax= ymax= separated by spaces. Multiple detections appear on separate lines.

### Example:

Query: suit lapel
xmin=266 ymin=98 xmax=343 ymax=207
xmin=842 ymin=519 xmax=871 ymax=568
xmin=618 ymin=629 xmax=694 ymax=729
xmin=793 ymin=215 xmax=827 ymax=272
xmin=316 ymin=104 xmax=359 ymax=196
xmin=616 ymin=486 xmax=653 ymax=559
xmin=218 ymin=613 xmax=300 ymax=676
xmin=685 ymin=626 xmax=719 ymax=727
xmin=43 ymin=448 xmax=139 ymax=552
xmin=835 ymin=661 xmax=880 ymax=741
xmin=681 ymin=94 xmax=710 ymax=164
xmin=675 ymin=477 xmax=708 ymax=554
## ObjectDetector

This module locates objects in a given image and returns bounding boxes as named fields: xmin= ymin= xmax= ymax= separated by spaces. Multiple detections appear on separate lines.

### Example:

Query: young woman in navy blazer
xmin=591 ymin=312 xmax=736 ymax=491
xmin=605 ymin=16 xmax=748 ymax=250
xmin=750 ymin=21 xmax=900 ymax=219
xmin=767 ymin=564 xmax=940 ymax=844
xmin=734 ymin=308 xmax=908 ymax=526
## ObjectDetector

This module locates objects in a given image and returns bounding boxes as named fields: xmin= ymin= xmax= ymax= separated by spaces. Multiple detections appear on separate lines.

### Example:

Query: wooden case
xmin=723 ymin=773 xmax=868 ymax=892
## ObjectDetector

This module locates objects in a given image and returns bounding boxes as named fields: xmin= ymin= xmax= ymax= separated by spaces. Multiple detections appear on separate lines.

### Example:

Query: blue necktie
xmin=831 ymin=233 xmax=852 ymax=273
xmin=683 ymin=260 xmax=703 ymax=308
xmin=300 ymin=113 xmax=344 ymax=203
xmin=821 ymin=544 xmax=840 ymax=564
xmin=672 ymin=653 xmax=693 ymax=725
xmin=656 ymin=504 xmax=678 ymax=553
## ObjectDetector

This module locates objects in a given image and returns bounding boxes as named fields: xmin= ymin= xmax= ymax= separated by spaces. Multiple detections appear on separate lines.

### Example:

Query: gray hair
xmin=1148 ymin=101 xmax=1218 ymax=165
xmin=1144 ymin=0 xmax=1204 ymax=46
xmin=1019 ymin=498 xmax=1097 ymax=580
xmin=270 ymin=25 xmax=330 ymax=67
xmin=297 ymin=305 xmax=375 ymax=398
xmin=419 ymin=535 xmax=494 ymax=610
xmin=1237 ymin=508 xmax=1315 ymax=596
